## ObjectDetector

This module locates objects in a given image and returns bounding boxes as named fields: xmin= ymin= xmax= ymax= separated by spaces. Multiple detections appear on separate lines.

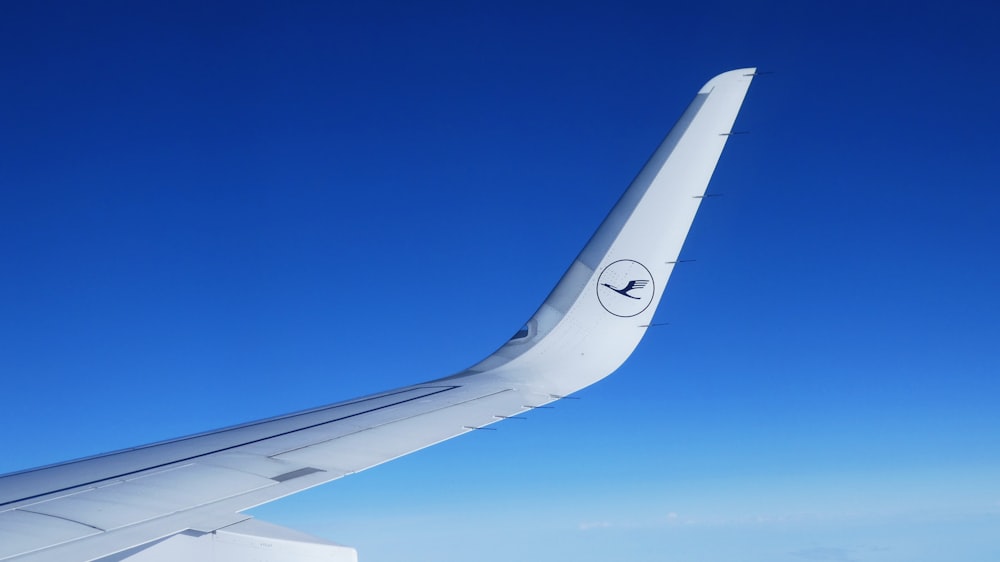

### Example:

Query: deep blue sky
xmin=2 ymin=2 xmax=999 ymax=561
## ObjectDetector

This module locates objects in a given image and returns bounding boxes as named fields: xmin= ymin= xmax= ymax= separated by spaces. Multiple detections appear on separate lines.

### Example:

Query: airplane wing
xmin=0 ymin=68 xmax=756 ymax=562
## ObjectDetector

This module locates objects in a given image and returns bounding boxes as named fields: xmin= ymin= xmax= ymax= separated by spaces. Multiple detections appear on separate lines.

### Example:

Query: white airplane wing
xmin=0 ymin=68 xmax=756 ymax=562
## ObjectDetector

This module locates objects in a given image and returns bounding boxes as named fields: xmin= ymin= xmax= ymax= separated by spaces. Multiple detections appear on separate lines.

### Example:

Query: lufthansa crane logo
xmin=596 ymin=259 xmax=654 ymax=317
xmin=600 ymin=279 xmax=649 ymax=299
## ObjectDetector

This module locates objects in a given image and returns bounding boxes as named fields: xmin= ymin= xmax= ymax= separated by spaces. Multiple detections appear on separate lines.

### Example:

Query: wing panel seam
xmin=0 ymin=386 xmax=460 ymax=509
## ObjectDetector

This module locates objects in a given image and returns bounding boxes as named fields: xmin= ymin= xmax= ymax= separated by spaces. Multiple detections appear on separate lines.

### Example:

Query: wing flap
xmin=0 ymin=386 xmax=456 ymax=509
xmin=16 ymin=464 xmax=275 ymax=532
xmin=0 ymin=511 xmax=100 ymax=560
xmin=196 ymin=452 xmax=310 ymax=480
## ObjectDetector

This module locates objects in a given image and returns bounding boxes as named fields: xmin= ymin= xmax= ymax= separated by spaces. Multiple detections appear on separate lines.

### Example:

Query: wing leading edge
xmin=0 ymin=68 xmax=756 ymax=561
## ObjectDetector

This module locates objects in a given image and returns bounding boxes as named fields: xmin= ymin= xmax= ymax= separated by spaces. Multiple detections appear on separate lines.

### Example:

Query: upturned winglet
xmin=462 ymin=68 xmax=756 ymax=395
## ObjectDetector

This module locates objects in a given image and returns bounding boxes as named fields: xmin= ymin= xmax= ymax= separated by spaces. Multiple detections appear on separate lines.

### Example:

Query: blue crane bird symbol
xmin=600 ymin=279 xmax=649 ymax=299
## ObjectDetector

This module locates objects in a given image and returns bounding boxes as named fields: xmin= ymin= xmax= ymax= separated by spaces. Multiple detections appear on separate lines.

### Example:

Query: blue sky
xmin=2 ymin=2 xmax=999 ymax=561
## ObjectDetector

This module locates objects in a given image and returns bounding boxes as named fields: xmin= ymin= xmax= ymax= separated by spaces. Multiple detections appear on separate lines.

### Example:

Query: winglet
xmin=459 ymin=69 xmax=756 ymax=394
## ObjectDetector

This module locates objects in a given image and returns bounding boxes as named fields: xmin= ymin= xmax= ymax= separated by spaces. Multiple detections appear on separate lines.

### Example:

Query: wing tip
xmin=699 ymin=67 xmax=758 ymax=93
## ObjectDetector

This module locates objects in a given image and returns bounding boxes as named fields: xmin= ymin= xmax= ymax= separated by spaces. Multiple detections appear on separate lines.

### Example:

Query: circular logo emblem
xmin=596 ymin=259 xmax=654 ymax=317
